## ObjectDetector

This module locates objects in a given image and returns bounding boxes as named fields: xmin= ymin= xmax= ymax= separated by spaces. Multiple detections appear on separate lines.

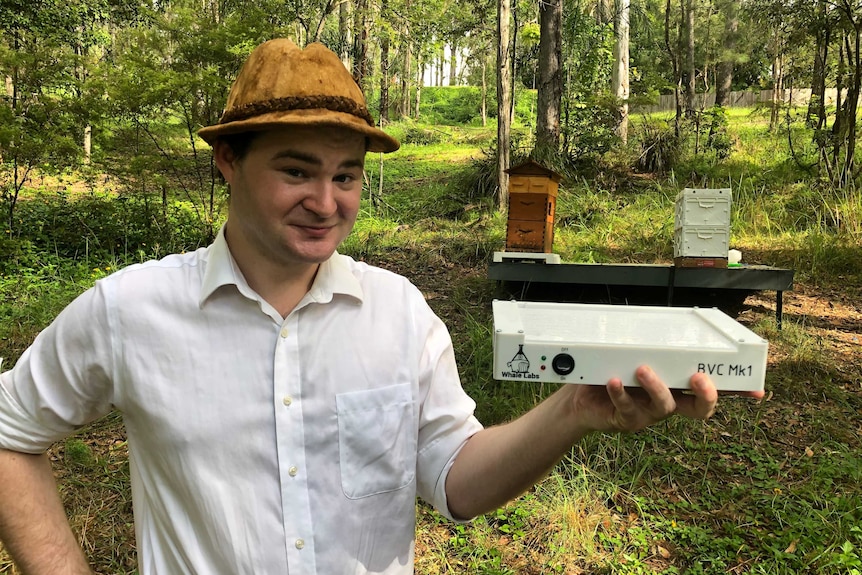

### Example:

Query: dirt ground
xmin=744 ymin=282 xmax=862 ymax=377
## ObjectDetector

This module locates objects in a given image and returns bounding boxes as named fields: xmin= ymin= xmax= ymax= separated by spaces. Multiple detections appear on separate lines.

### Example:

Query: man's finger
xmin=634 ymin=365 xmax=676 ymax=417
xmin=674 ymin=373 xmax=718 ymax=419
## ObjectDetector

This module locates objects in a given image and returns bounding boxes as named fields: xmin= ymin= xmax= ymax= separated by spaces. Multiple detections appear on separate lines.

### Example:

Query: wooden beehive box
xmin=505 ymin=160 xmax=562 ymax=253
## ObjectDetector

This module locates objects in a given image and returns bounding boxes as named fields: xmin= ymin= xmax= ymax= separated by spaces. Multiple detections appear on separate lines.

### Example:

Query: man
xmin=0 ymin=39 xmax=739 ymax=574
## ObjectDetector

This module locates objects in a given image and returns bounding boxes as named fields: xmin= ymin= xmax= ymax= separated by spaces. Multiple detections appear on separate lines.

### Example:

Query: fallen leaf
xmin=805 ymin=446 xmax=814 ymax=457
xmin=785 ymin=540 xmax=798 ymax=554
xmin=657 ymin=545 xmax=671 ymax=559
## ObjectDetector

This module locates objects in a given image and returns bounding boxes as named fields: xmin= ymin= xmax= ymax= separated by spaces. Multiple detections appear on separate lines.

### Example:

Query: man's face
xmin=216 ymin=126 xmax=366 ymax=269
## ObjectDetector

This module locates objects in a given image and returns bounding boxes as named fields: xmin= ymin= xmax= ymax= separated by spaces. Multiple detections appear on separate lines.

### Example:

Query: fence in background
xmin=632 ymin=88 xmax=850 ymax=114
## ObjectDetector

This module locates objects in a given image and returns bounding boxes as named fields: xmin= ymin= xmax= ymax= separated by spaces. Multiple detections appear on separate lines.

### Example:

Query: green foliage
xmin=12 ymin=190 xmax=214 ymax=261
xmin=419 ymin=87 xmax=489 ymax=125
xmin=703 ymin=106 xmax=733 ymax=159
xmin=635 ymin=119 xmax=682 ymax=173
xmin=0 ymin=3 xmax=84 ymax=229
xmin=64 ymin=438 xmax=96 ymax=469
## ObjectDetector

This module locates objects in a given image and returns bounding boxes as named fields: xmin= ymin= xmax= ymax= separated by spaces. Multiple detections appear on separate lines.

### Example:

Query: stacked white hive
xmin=673 ymin=188 xmax=732 ymax=266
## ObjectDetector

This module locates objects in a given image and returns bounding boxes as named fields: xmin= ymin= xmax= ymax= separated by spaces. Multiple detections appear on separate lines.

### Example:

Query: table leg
xmin=667 ymin=266 xmax=676 ymax=306
xmin=776 ymin=290 xmax=783 ymax=330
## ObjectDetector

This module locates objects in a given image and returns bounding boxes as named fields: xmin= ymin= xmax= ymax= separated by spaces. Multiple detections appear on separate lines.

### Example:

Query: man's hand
xmin=570 ymin=366 xmax=722 ymax=435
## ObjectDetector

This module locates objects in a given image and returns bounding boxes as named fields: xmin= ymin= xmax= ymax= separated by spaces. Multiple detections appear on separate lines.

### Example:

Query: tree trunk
xmin=770 ymin=50 xmax=783 ymax=130
xmin=379 ymin=0 xmax=390 ymax=123
xmin=612 ymin=0 xmax=630 ymax=143
xmin=449 ymin=38 xmax=458 ymax=86
xmin=808 ymin=28 xmax=829 ymax=129
xmin=664 ymin=0 xmax=682 ymax=133
xmin=497 ymin=0 xmax=512 ymax=211
xmin=481 ymin=56 xmax=487 ymax=126
xmin=510 ymin=5 xmax=518 ymax=124
xmin=807 ymin=3 xmax=829 ymax=129
xmin=339 ymin=0 xmax=350 ymax=65
xmin=438 ymin=45 xmax=444 ymax=86
xmin=714 ymin=0 xmax=738 ymax=107
xmin=84 ymin=125 xmax=92 ymax=163
xmin=415 ymin=55 xmax=422 ymax=119
xmin=400 ymin=2 xmax=412 ymax=117
xmin=352 ymin=0 xmax=368 ymax=89
xmin=840 ymin=25 xmax=861 ymax=188
xmin=402 ymin=43 xmax=412 ymax=116
xmin=536 ymin=0 xmax=562 ymax=151
xmin=832 ymin=38 xmax=846 ymax=170
xmin=681 ymin=0 xmax=696 ymax=117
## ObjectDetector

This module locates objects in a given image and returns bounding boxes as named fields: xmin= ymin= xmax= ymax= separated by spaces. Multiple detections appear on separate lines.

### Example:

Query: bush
xmin=401 ymin=125 xmax=446 ymax=145
xmin=562 ymin=100 xmax=621 ymax=161
xmin=635 ymin=119 xmax=681 ymax=173
xmin=419 ymin=86 xmax=487 ymax=125
xmin=13 ymin=190 xmax=214 ymax=261
xmin=704 ymin=106 xmax=733 ymax=159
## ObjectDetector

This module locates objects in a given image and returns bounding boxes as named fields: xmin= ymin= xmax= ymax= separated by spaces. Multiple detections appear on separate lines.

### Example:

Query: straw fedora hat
xmin=198 ymin=39 xmax=400 ymax=153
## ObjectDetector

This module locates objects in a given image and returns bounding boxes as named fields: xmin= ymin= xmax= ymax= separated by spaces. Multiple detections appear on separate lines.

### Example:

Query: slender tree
xmin=663 ymin=0 xmax=682 ymax=132
xmin=714 ymin=0 xmax=738 ymax=107
xmin=379 ymin=0 xmax=392 ymax=124
xmin=536 ymin=0 xmax=563 ymax=152
xmin=352 ymin=0 xmax=369 ymax=88
xmin=806 ymin=0 xmax=831 ymax=130
xmin=497 ymin=0 xmax=513 ymax=211
xmin=680 ymin=0 xmax=695 ymax=116
xmin=612 ymin=0 xmax=630 ymax=143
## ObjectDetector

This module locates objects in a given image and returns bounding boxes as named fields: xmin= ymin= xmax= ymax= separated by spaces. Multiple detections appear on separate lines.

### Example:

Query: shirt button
xmin=288 ymin=466 xmax=298 ymax=477
xmin=282 ymin=396 xmax=292 ymax=406
xmin=295 ymin=539 xmax=305 ymax=550
xmin=280 ymin=327 xmax=289 ymax=338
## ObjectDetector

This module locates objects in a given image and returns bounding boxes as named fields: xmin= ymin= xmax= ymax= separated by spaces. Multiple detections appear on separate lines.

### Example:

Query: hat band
xmin=219 ymin=95 xmax=374 ymax=127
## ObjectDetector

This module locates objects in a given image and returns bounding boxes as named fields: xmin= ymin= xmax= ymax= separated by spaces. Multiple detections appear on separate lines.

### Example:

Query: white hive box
xmin=673 ymin=226 xmax=730 ymax=258
xmin=674 ymin=188 xmax=732 ymax=258
xmin=492 ymin=300 xmax=767 ymax=392
xmin=674 ymin=188 xmax=732 ymax=228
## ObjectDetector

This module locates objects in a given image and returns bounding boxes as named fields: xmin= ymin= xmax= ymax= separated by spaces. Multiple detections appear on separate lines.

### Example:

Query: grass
xmin=1 ymin=109 xmax=862 ymax=574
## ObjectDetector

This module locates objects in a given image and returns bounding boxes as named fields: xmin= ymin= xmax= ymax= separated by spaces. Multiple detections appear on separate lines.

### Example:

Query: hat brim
xmin=197 ymin=109 xmax=400 ymax=153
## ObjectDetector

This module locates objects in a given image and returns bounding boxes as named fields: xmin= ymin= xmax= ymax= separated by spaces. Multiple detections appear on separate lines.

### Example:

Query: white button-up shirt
xmin=0 ymin=228 xmax=483 ymax=574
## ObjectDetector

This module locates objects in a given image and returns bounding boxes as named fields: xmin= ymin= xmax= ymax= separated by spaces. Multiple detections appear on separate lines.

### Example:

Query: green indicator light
xmin=541 ymin=355 xmax=547 ymax=361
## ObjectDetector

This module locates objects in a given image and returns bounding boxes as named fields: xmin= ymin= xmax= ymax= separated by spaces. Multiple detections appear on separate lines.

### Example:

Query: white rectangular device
xmin=492 ymin=300 xmax=767 ymax=392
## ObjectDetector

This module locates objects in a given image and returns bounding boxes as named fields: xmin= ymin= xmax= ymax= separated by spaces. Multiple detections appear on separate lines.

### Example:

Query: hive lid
xmin=505 ymin=160 xmax=563 ymax=182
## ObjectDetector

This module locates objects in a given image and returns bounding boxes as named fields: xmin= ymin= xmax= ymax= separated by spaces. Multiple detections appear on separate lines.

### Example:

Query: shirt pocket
xmin=336 ymin=383 xmax=417 ymax=499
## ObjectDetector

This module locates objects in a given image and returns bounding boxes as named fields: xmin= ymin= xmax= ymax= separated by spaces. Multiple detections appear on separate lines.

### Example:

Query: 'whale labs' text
xmin=501 ymin=372 xmax=541 ymax=379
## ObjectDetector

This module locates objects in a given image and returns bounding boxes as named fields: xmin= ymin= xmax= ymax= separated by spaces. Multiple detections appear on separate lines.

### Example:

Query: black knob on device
xmin=552 ymin=353 xmax=575 ymax=375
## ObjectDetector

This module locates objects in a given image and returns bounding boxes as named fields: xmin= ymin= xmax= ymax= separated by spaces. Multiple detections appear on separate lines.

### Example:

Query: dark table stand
xmin=488 ymin=261 xmax=795 ymax=329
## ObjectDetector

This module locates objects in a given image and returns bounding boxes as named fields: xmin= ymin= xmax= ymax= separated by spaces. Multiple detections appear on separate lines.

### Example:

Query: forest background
xmin=2 ymin=0 xmax=862 ymax=573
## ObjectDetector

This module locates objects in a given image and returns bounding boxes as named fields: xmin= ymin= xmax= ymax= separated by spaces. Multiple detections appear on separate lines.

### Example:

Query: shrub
xmin=562 ymin=99 xmax=621 ymax=161
xmin=635 ymin=119 xmax=681 ymax=173
xmin=419 ymin=87 xmax=486 ymax=125
xmin=13 ymin=191 xmax=214 ymax=261
xmin=704 ymin=106 xmax=733 ymax=159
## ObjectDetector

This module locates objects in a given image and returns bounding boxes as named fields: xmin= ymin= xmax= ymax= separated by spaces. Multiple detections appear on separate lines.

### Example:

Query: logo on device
xmin=507 ymin=345 xmax=531 ymax=373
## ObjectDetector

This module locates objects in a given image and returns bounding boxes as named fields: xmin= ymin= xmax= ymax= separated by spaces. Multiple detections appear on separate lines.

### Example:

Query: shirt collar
xmin=304 ymin=251 xmax=364 ymax=305
xmin=199 ymin=225 xmax=364 ymax=308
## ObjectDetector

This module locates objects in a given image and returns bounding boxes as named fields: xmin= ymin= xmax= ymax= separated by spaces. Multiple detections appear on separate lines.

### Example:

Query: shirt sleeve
xmin=413 ymin=297 xmax=484 ymax=522
xmin=0 ymin=280 xmax=116 ymax=453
